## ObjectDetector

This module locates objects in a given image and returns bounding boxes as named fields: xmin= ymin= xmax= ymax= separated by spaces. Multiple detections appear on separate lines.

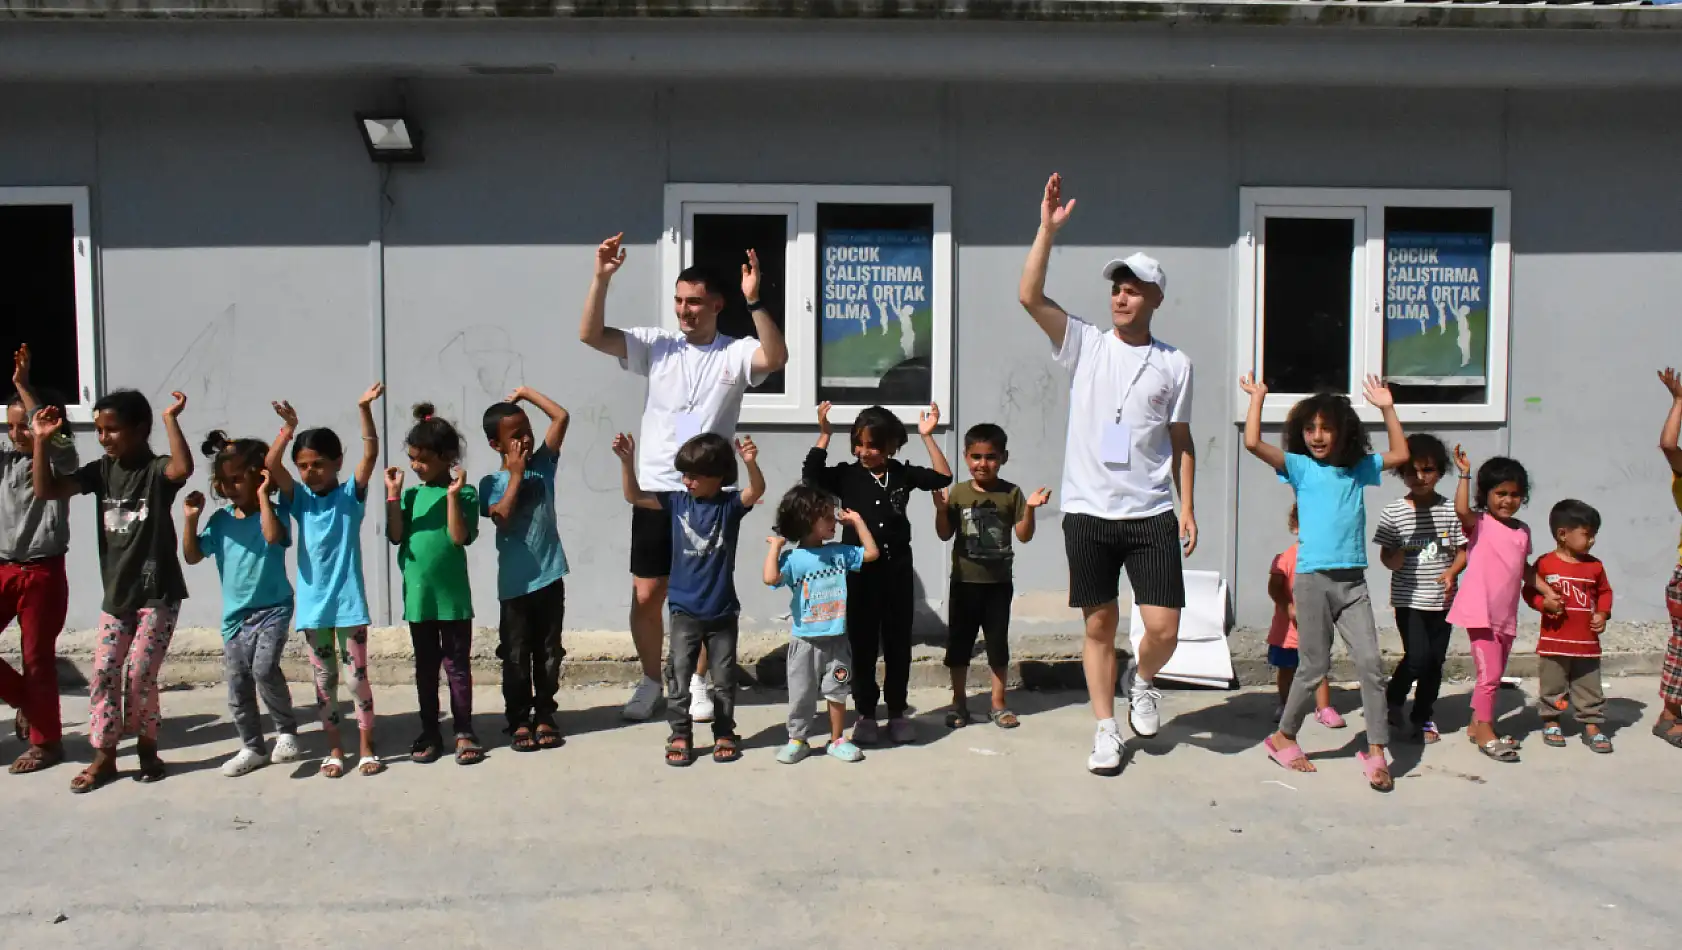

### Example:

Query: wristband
xmin=387 ymin=494 xmax=401 ymax=503
xmin=744 ymin=299 xmax=764 ymax=311
xmin=1458 ymin=474 xmax=1472 ymax=479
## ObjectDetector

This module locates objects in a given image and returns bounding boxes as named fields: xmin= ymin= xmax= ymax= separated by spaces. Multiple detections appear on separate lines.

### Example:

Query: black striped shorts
xmin=1062 ymin=511 xmax=1185 ymax=610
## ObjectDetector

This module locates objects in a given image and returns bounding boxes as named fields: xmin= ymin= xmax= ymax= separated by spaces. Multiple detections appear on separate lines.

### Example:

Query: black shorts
xmin=945 ymin=580 xmax=1012 ymax=670
xmin=629 ymin=505 xmax=673 ymax=579
xmin=1062 ymin=511 xmax=1185 ymax=610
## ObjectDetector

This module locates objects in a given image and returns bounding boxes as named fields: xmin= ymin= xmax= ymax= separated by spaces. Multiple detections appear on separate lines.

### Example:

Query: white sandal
xmin=319 ymin=755 xmax=346 ymax=779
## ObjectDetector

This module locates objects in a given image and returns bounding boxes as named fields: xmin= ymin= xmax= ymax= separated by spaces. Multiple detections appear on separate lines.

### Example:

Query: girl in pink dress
xmin=1447 ymin=447 xmax=1550 ymax=762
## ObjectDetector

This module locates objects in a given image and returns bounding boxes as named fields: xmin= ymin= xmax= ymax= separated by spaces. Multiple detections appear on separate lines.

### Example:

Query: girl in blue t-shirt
xmin=1240 ymin=373 xmax=1411 ymax=792
xmin=265 ymin=383 xmax=386 ymax=778
xmin=182 ymin=431 xmax=300 ymax=778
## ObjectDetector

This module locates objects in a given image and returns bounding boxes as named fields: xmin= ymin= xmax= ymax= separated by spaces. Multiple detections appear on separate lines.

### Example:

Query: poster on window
xmin=820 ymin=228 xmax=933 ymax=390
xmin=1383 ymin=232 xmax=1490 ymax=385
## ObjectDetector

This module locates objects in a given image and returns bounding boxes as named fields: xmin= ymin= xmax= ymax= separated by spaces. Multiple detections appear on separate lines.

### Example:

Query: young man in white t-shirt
xmin=1018 ymin=174 xmax=1199 ymax=776
xmin=579 ymin=233 xmax=789 ymax=720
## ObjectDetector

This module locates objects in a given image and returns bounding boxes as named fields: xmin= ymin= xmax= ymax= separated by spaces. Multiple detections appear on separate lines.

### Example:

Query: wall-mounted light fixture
xmin=355 ymin=114 xmax=424 ymax=163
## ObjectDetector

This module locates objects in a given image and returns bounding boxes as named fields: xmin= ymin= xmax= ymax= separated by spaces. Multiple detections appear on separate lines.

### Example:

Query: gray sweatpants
xmin=786 ymin=634 xmax=853 ymax=741
xmin=224 ymin=604 xmax=299 ymax=754
xmin=1283 ymin=569 xmax=1389 ymax=746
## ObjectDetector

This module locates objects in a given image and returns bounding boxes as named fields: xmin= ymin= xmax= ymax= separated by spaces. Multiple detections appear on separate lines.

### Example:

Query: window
xmin=1 ymin=187 xmax=98 ymax=422
xmin=1236 ymin=187 xmax=1510 ymax=424
xmin=663 ymin=184 xmax=952 ymax=425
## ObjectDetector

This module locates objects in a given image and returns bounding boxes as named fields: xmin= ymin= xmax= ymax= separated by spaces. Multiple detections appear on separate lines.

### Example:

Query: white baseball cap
xmin=1101 ymin=253 xmax=1167 ymax=294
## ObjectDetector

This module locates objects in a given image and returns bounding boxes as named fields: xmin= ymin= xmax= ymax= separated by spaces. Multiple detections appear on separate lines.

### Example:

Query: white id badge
xmin=1101 ymin=422 xmax=1132 ymax=465
xmin=674 ymin=413 xmax=703 ymax=443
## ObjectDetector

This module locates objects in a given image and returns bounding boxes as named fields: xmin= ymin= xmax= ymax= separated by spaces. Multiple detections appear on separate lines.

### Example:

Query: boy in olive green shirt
xmin=933 ymin=423 xmax=1050 ymax=729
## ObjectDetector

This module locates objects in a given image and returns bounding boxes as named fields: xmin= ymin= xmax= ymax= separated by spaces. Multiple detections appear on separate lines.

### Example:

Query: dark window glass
xmin=0 ymin=205 xmax=80 ymax=405
xmin=815 ymin=203 xmax=934 ymax=406
xmin=691 ymin=213 xmax=787 ymax=395
xmin=1261 ymin=216 xmax=1353 ymax=395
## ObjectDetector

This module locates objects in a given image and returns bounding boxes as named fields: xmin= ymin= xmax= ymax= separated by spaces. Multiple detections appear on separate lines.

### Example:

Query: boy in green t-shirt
xmin=933 ymin=423 xmax=1051 ymax=729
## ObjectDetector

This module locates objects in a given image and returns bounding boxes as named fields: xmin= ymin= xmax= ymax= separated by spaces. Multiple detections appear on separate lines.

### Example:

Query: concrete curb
xmin=6 ymin=621 xmax=1673 ymax=692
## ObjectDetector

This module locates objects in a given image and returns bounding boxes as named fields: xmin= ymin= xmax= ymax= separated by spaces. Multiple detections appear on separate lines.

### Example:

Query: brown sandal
xmin=69 ymin=764 xmax=118 ymax=794
xmin=10 ymin=744 xmax=62 ymax=775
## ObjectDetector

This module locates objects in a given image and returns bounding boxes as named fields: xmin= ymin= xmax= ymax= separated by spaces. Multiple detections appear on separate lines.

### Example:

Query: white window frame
xmin=663 ymin=183 xmax=953 ymax=426
xmin=1235 ymin=187 xmax=1511 ymax=425
xmin=1 ymin=186 xmax=98 ymax=423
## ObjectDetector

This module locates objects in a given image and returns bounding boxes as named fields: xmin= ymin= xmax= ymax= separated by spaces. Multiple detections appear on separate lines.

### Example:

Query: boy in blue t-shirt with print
xmin=481 ymin=387 xmax=572 ymax=753
xmin=763 ymin=484 xmax=880 ymax=764
xmin=613 ymin=430 xmax=764 ymax=766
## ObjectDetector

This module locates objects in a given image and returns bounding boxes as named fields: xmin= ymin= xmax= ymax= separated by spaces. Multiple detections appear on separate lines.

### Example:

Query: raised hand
xmin=505 ymin=442 xmax=530 ymax=478
xmin=735 ymin=436 xmax=758 ymax=464
xmin=816 ymin=401 xmax=833 ymax=440
xmin=384 ymin=466 xmax=405 ymax=498
xmin=163 ymin=391 xmax=187 ymax=419
xmin=1453 ymin=444 xmax=1472 ymax=476
xmin=837 ymin=507 xmax=865 ymax=527
xmin=1661 ymin=367 xmax=1682 ymax=401
xmin=359 ymin=382 xmax=386 ymax=407
xmin=258 ymin=469 xmax=273 ymax=496
xmin=448 ymin=467 xmax=467 ymax=496
xmin=1027 ymin=487 xmax=1052 ymax=508
xmin=741 ymin=249 xmax=762 ymax=303
xmin=272 ymin=400 xmax=299 ymax=430
xmin=503 ymin=386 xmax=530 ymax=405
xmin=766 ymin=534 xmax=787 ymax=549
xmin=183 ymin=490 xmax=205 ymax=518
xmin=1238 ymin=373 xmax=1267 ymax=399
xmin=11 ymin=344 xmax=28 ymax=390
xmin=1041 ymin=173 xmax=1076 ymax=231
xmin=611 ymin=433 xmax=636 ymax=462
xmin=31 ymin=405 xmax=64 ymax=440
xmin=595 ymin=233 xmax=627 ymax=279
xmin=1362 ymin=374 xmax=1395 ymax=409
xmin=918 ymin=403 xmax=941 ymax=437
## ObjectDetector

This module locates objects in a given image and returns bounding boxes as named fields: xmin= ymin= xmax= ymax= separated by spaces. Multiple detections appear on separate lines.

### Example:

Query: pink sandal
xmin=1357 ymin=750 xmax=1394 ymax=792
xmin=1264 ymin=735 xmax=1312 ymax=772
xmin=1314 ymin=707 xmax=1347 ymax=729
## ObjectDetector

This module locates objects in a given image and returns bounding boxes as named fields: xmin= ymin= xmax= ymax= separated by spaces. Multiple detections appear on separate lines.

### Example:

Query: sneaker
xmin=1088 ymin=721 xmax=1124 ymax=775
xmin=887 ymin=717 xmax=916 ymax=745
xmin=827 ymin=739 xmax=864 ymax=763
xmin=271 ymin=733 xmax=302 ymax=763
xmin=221 ymin=748 xmax=269 ymax=777
xmin=851 ymin=719 xmax=880 ymax=746
xmin=622 ymin=676 xmax=664 ymax=721
xmin=1314 ymin=707 xmax=1347 ymax=729
xmin=776 ymin=740 xmax=811 ymax=765
xmin=689 ymin=675 xmax=715 ymax=724
xmin=1126 ymin=668 xmax=1162 ymax=738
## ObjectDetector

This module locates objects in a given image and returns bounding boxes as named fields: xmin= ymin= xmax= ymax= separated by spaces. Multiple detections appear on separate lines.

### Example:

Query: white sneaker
xmin=1126 ymin=664 xmax=1162 ymax=738
xmin=270 ymin=734 xmax=302 ymax=763
xmin=622 ymin=676 xmax=664 ymax=721
xmin=221 ymin=748 xmax=269 ymax=777
xmin=689 ymin=675 xmax=715 ymax=723
xmin=1088 ymin=722 xmax=1124 ymax=776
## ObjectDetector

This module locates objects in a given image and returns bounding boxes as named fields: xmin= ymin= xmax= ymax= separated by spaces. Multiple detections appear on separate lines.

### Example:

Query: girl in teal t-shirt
xmin=386 ymin=402 xmax=481 ymax=766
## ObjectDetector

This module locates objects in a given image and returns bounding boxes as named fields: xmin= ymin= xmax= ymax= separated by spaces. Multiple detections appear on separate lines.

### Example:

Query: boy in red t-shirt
xmin=1526 ymin=499 xmax=1613 ymax=753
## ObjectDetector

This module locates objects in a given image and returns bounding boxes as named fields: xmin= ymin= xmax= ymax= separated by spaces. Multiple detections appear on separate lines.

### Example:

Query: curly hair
xmin=1474 ymin=456 xmax=1530 ymax=511
xmin=406 ymin=402 xmax=464 ymax=462
xmin=1284 ymin=392 xmax=1370 ymax=469
xmin=851 ymin=405 xmax=908 ymax=454
xmin=775 ymin=483 xmax=837 ymax=541
xmin=200 ymin=429 xmax=268 ymax=499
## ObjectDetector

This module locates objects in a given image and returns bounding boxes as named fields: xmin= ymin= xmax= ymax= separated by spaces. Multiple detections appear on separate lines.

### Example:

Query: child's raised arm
xmin=611 ymin=433 xmax=662 ymax=510
xmin=814 ymin=401 xmax=833 ymax=452
xmin=736 ymin=437 xmax=765 ymax=507
xmin=266 ymin=400 xmax=298 ymax=500
xmin=762 ymin=535 xmax=787 ymax=587
xmin=510 ymin=386 xmax=570 ymax=455
xmin=355 ymin=382 xmax=384 ymax=493
xmin=257 ymin=470 xmax=287 ymax=546
xmin=918 ymin=403 xmax=952 ymax=478
xmin=161 ymin=391 xmax=193 ymax=484
xmin=181 ymin=491 xmax=207 ymax=565
xmin=29 ymin=407 xmax=82 ymax=501
xmin=932 ymin=488 xmax=955 ymax=542
xmin=1660 ymin=367 xmax=1682 ymax=475
xmin=1016 ymin=487 xmax=1051 ymax=543
xmin=384 ymin=466 xmax=406 ymax=545
xmin=1451 ymin=444 xmax=1477 ymax=535
xmin=1363 ymin=375 xmax=1410 ymax=470
xmin=11 ymin=345 xmax=37 ymax=418
xmin=840 ymin=508 xmax=880 ymax=563
xmin=802 ymin=406 xmax=842 ymax=492
xmin=1238 ymin=374 xmax=1286 ymax=472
